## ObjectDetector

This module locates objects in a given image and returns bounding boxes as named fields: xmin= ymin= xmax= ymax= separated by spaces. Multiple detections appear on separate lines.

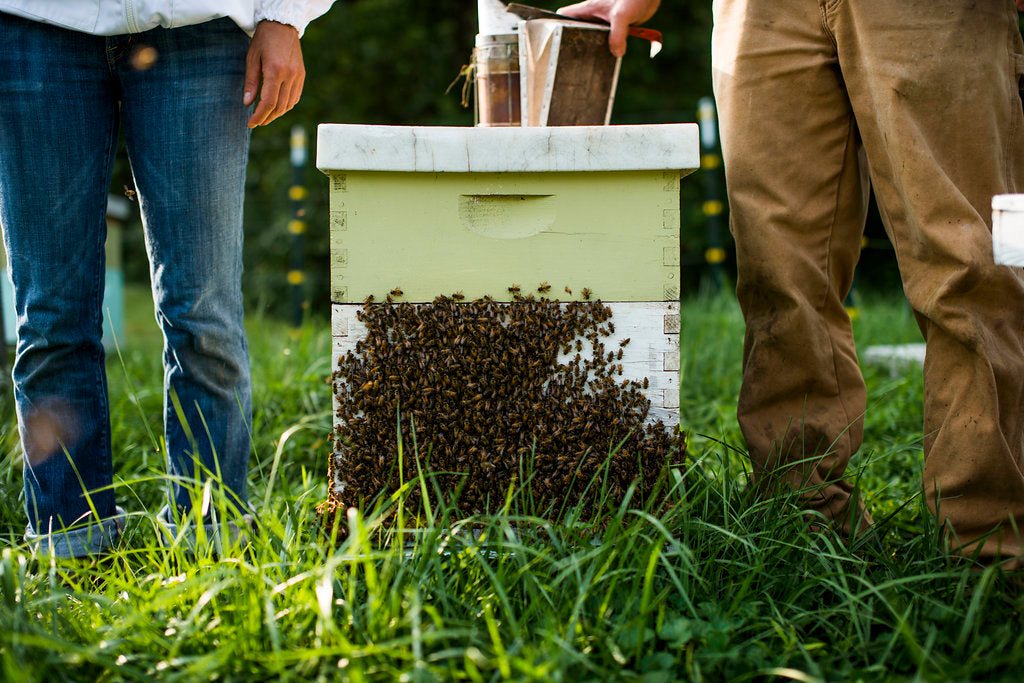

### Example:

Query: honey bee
xmin=581 ymin=288 xmax=592 ymax=300
xmin=324 ymin=283 xmax=684 ymax=538
xmin=508 ymin=285 xmax=521 ymax=295
xmin=390 ymin=288 xmax=404 ymax=297
xmin=537 ymin=283 xmax=551 ymax=293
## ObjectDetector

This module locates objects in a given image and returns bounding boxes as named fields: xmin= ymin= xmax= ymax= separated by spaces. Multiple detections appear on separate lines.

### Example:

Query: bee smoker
xmin=475 ymin=0 xmax=521 ymax=126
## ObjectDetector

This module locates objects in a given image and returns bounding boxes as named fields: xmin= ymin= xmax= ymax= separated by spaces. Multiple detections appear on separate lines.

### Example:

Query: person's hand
xmin=243 ymin=20 xmax=305 ymax=128
xmin=557 ymin=0 xmax=661 ymax=57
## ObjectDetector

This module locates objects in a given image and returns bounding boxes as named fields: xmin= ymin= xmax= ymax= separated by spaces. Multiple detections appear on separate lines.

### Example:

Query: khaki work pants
xmin=712 ymin=0 xmax=1024 ymax=561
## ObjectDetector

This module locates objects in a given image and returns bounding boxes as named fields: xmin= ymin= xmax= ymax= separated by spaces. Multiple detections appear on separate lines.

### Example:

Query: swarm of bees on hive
xmin=320 ymin=285 xmax=686 ymax=536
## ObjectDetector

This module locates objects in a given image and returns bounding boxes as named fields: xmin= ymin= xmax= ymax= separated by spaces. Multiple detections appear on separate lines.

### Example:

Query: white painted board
xmin=316 ymin=123 xmax=699 ymax=175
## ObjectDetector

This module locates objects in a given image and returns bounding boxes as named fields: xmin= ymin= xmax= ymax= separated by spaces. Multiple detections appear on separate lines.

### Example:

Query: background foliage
xmin=249 ymin=0 xmax=723 ymax=318
xmin=118 ymin=1 xmax=726 ymax=319
xmin=114 ymin=0 xmax=959 ymax=319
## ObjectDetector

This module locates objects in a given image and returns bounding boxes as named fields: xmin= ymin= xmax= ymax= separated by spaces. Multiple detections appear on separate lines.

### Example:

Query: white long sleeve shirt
xmin=0 ymin=0 xmax=334 ymax=37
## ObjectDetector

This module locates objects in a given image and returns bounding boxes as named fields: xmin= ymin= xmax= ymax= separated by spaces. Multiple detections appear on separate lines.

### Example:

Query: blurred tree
xmin=239 ymin=1 xmax=718 ymax=317
xmin=114 ymin=4 xmax=1024 ymax=316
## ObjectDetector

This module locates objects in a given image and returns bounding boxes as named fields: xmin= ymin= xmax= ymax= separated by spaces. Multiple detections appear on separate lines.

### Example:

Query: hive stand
xmin=317 ymin=124 xmax=698 ymax=435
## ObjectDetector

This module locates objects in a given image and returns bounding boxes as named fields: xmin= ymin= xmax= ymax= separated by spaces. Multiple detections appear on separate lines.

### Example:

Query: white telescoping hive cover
xmin=316 ymin=123 xmax=699 ymax=175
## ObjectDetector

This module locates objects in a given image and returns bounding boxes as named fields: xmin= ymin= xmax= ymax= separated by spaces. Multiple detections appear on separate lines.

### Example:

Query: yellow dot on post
xmin=701 ymin=154 xmax=721 ymax=170
xmin=702 ymin=200 xmax=724 ymax=216
xmin=288 ymin=219 xmax=306 ymax=234
xmin=846 ymin=306 xmax=860 ymax=321
xmin=287 ymin=270 xmax=305 ymax=285
xmin=705 ymin=247 xmax=727 ymax=264
xmin=289 ymin=185 xmax=308 ymax=201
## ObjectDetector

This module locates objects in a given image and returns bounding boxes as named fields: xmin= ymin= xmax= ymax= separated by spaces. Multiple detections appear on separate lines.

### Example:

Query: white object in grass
xmin=862 ymin=343 xmax=926 ymax=377
xmin=992 ymin=194 xmax=1024 ymax=266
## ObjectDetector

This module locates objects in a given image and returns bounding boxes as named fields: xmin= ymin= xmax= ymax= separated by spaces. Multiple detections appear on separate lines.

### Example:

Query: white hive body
xmin=993 ymin=194 xmax=1024 ymax=266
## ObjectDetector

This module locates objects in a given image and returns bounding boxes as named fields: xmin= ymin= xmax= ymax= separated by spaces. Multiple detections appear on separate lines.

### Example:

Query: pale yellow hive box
xmin=316 ymin=123 xmax=699 ymax=426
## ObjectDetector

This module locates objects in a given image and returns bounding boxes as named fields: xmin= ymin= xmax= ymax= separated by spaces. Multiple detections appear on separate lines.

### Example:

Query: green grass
xmin=2 ymin=285 xmax=1024 ymax=681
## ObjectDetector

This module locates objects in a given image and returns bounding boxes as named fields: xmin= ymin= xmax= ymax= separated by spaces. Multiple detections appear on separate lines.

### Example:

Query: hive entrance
xmin=322 ymin=290 xmax=685 ymax=534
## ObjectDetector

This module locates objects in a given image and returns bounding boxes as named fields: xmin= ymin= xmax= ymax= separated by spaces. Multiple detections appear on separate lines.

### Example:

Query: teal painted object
xmin=1 ymin=195 xmax=127 ymax=349
xmin=0 ymin=262 xmax=123 ymax=351
xmin=100 ymin=268 xmax=125 ymax=349
xmin=0 ymin=272 xmax=13 ymax=348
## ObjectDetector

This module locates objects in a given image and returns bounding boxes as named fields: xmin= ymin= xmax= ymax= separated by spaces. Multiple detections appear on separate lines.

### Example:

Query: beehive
xmin=317 ymin=124 xmax=699 ymax=513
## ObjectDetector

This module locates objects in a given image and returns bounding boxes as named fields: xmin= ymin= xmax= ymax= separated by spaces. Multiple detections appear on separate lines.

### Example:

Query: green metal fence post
xmin=288 ymin=125 xmax=309 ymax=330
xmin=697 ymin=96 xmax=726 ymax=292
xmin=844 ymin=236 xmax=865 ymax=322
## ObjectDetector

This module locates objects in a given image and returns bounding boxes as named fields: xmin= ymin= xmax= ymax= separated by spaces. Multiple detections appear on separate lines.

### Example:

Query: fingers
xmin=559 ymin=1 xmax=628 ymax=57
xmin=557 ymin=0 xmax=612 ymax=21
xmin=244 ymin=21 xmax=305 ymax=128
xmin=283 ymin=74 xmax=304 ymax=117
xmin=606 ymin=8 xmax=631 ymax=57
xmin=246 ymin=57 xmax=305 ymax=128
xmin=243 ymin=50 xmax=261 ymax=107
xmin=558 ymin=0 xmax=660 ymax=58
xmin=248 ymin=76 xmax=284 ymax=128
xmin=247 ymin=67 xmax=304 ymax=127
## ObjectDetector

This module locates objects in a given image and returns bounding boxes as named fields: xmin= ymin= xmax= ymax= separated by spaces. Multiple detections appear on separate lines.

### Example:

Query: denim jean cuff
xmin=156 ymin=505 xmax=257 ymax=554
xmin=24 ymin=506 xmax=127 ymax=559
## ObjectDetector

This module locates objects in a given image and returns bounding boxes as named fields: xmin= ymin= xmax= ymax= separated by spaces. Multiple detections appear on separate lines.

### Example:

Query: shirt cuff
xmin=255 ymin=1 xmax=315 ymax=37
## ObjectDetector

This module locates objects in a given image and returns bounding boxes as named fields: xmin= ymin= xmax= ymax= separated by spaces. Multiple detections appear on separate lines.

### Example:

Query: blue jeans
xmin=0 ymin=13 xmax=254 ymax=557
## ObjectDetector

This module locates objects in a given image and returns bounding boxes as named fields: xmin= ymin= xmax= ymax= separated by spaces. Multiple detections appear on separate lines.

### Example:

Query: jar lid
xmin=475 ymin=32 xmax=518 ymax=47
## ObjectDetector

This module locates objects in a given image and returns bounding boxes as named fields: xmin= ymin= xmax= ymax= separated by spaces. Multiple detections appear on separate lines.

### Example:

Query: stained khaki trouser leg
xmin=712 ymin=0 xmax=872 ymax=532
xmin=714 ymin=0 xmax=1024 ymax=560
xmin=832 ymin=0 xmax=1024 ymax=561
